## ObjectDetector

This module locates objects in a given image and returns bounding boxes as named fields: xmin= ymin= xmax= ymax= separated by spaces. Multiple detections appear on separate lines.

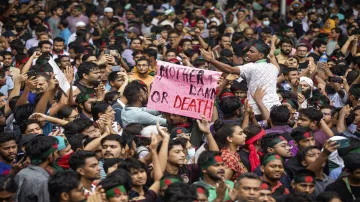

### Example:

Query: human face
xmin=197 ymin=193 xmax=208 ymax=202
xmin=126 ymin=11 xmax=135 ymax=20
xmin=60 ymin=56 xmax=71 ymax=68
xmin=168 ymin=33 xmax=178 ymax=44
xmin=262 ymin=159 xmax=284 ymax=180
xmin=136 ymin=60 xmax=150 ymax=75
xmin=25 ymin=123 xmax=43 ymax=135
xmin=55 ymin=8 xmax=63 ymax=16
xmin=131 ymin=168 xmax=147 ymax=186
xmin=166 ymin=52 xmax=177 ymax=61
xmin=168 ymin=145 xmax=186 ymax=165
xmin=4 ymin=55 xmax=12 ymax=66
xmin=299 ymin=81 xmax=310 ymax=93
xmin=281 ymin=43 xmax=292 ymax=56
xmin=72 ymin=8 xmax=81 ymax=17
xmin=286 ymin=70 xmax=299 ymax=84
xmin=0 ymin=140 xmax=17 ymax=163
xmin=259 ymin=189 xmax=272 ymax=202
xmin=318 ymin=45 xmax=326 ymax=54
xmin=302 ymin=148 xmax=321 ymax=167
xmin=86 ymin=68 xmax=102 ymax=84
xmin=108 ymin=193 xmax=129 ymax=202
xmin=82 ymin=157 xmax=100 ymax=180
xmin=297 ymin=115 xmax=312 ymax=128
xmin=296 ymin=12 xmax=304 ymax=20
xmin=321 ymin=108 xmax=332 ymax=124
xmin=294 ymin=182 xmax=315 ymax=195
xmin=69 ymin=49 xmax=76 ymax=59
xmin=161 ymin=30 xmax=168 ymax=40
xmin=39 ymin=34 xmax=50 ymax=42
xmin=349 ymin=168 xmax=360 ymax=181
xmin=246 ymin=46 xmax=263 ymax=62
xmin=244 ymin=29 xmax=254 ymax=40
xmin=170 ymin=114 xmax=185 ymax=124
xmin=220 ymin=36 xmax=231 ymax=48
xmin=83 ymin=125 xmax=101 ymax=138
xmin=133 ymin=53 xmax=143 ymax=62
xmin=205 ymin=162 xmax=225 ymax=181
xmin=41 ymin=44 xmax=52 ymax=54
xmin=298 ymin=137 xmax=315 ymax=150
xmin=59 ymin=144 xmax=73 ymax=157
xmin=111 ymin=76 xmax=125 ymax=90
xmin=284 ymin=57 xmax=298 ymax=68
xmin=130 ymin=39 xmax=142 ymax=50
xmin=36 ymin=76 xmax=49 ymax=93
xmin=182 ymin=41 xmax=192 ymax=51
xmin=102 ymin=140 xmax=122 ymax=158
xmin=209 ymin=28 xmax=218 ymax=38
xmin=68 ymin=182 xmax=86 ymax=202
xmin=231 ymin=126 xmax=246 ymax=146
xmin=236 ymin=178 xmax=261 ymax=202
xmin=37 ymin=11 xmax=46 ymax=20
xmin=105 ymin=106 xmax=116 ymax=121
xmin=196 ymin=20 xmax=205 ymax=29
xmin=354 ymin=109 xmax=360 ymax=124
xmin=53 ymin=41 xmax=64 ymax=53
xmin=273 ymin=141 xmax=292 ymax=158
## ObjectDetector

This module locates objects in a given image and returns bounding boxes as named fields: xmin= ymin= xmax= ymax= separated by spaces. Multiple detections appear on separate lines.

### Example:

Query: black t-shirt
xmin=74 ymin=82 xmax=96 ymax=94
xmin=307 ymin=52 xmax=320 ymax=63
xmin=164 ymin=164 xmax=201 ymax=184
xmin=298 ymin=60 xmax=309 ymax=70
xmin=239 ymin=150 xmax=251 ymax=171
xmin=285 ymin=155 xmax=305 ymax=180
xmin=325 ymin=178 xmax=360 ymax=202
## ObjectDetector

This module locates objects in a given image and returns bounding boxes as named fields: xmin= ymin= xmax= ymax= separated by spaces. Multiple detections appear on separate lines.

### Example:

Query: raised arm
xmin=197 ymin=115 xmax=219 ymax=151
xmin=269 ymin=35 xmax=280 ymax=72
xmin=200 ymin=49 xmax=240 ymax=75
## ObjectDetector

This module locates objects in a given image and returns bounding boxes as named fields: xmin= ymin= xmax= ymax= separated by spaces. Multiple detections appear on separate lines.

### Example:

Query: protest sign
xmin=147 ymin=61 xmax=221 ymax=120
xmin=48 ymin=58 xmax=70 ymax=93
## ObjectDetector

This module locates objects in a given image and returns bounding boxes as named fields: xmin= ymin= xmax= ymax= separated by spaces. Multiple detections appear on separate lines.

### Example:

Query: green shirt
xmin=194 ymin=178 xmax=234 ymax=202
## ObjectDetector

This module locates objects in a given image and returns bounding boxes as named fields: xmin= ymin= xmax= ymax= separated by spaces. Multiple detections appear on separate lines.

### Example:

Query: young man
xmin=325 ymin=153 xmax=360 ymax=201
xmin=233 ymin=172 xmax=261 ymax=202
xmin=74 ymin=62 xmax=101 ymax=94
xmin=297 ymin=107 xmax=333 ymax=149
xmin=260 ymin=153 xmax=290 ymax=197
xmin=194 ymin=150 xmax=234 ymax=201
xmin=0 ymin=132 xmax=17 ymax=175
xmin=121 ymin=82 xmax=167 ymax=127
xmin=259 ymin=181 xmax=275 ymax=202
xmin=296 ymin=43 xmax=310 ymax=70
xmin=276 ymin=37 xmax=293 ymax=65
xmin=69 ymin=150 xmax=100 ymax=195
xmin=307 ymin=39 xmax=327 ymax=63
xmin=15 ymin=136 xmax=59 ymax=201
xmin=52 ymin=37 xmax=68 ymax=59
xmin=66 ymin=5 xmax=89 ymax=33
xmin=58 ymin=19 xmax=71 ymax=45
xmin=101 ymin=134 xmax=128 ymax=160
xmin=201 ymin=38 xmax=280 ymax=117
xmin=48 ymin=5 xmax=64 ymax=38
xmin=48 ymin=170 xmax=86 ymax=202
xmin=129 ymin=58 xmax=154 ymax=92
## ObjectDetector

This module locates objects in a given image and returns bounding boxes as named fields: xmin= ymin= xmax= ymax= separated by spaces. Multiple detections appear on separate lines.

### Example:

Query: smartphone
xmin=104 ymin=50 xmax=110 ymax=55
xmin=27 ymin=70 xmax=37 ymax=78
xmin=297 ymin=85 xmax=302 ymax=93
xmin=17 ymin=153 xmax=27 ymax=162
xmin=328 ymin=76 xmax=343 ymax=83
xmin=335 ymin=139 xmax=350 ymax=148
xmin=111 ymin=66 xmax=121 ymax=71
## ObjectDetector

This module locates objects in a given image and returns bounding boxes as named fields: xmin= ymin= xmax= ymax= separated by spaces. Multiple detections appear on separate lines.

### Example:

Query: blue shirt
xmin=0 ymin=76 xmax=14 ymax=96
xmin=59 ymin=28 xmax=71 ymax=45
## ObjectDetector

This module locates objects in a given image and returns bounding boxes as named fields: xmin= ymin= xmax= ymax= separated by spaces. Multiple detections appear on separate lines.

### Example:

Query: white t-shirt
xmin=328 ymin=90 xmax=348 ymax=108
xmin=238 ymin=60 xmax=280 ymax=115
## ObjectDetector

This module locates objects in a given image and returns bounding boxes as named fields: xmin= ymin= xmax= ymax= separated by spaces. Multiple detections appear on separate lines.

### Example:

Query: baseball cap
xmin=170 ymin=127 xmax=189 ymax=139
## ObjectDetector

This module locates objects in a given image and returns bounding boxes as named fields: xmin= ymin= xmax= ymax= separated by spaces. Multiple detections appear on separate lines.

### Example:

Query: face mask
xmin=187 ymin=147 xmax=196 ymax=159
xmin=15 ymin=27 xmax=24 ymax=32
xmin=56 ymin=152 xmax=73 ymax=169
xmin=263 ymin=20 xmax=270 ymax=26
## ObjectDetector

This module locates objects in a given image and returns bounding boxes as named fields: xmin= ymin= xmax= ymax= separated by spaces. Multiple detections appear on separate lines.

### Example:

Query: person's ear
xmin=60 ymin=192 xmax=70 ymax=201
xmin=267 ymin=147 xmax=274 ymax=153
xmin=76 ymin=168 xmax=85 ymax=176
xmin=301 ymin=160 xmax=308 ymax=167
xmin=260 ymin=165 xmax=265 ymax=173
xmin=291 ymin=181 xmax=295 ymax=189
xmin=226 ymin=136 xmax=233 ymax=143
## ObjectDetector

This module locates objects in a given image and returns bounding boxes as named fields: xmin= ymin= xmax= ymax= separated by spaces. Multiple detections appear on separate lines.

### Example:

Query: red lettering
xmin=203 ymin=100 xmax=213 ymax=119
xmin=181 ymin=97 xmax=190 ymax=110
xmin=173 ymin=95 xmax=182 ymax=108
xmin=187 ymin=99 xmax=197 ymax=112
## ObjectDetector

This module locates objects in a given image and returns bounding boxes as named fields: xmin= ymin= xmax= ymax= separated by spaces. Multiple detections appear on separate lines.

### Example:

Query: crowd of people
xmin=0 ymin=0 xmax=360 ymax=201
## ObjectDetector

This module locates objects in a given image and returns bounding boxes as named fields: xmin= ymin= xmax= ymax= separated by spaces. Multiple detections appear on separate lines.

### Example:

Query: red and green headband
xmin=105 ymin=185 xmax=127 ymax=198
xmin=293 ymin=131 xmax=314 ymax=142
xmin=261 ymin=154 xmax=282 ymax=166
xmin=31 ymin=144 xmax=58 ymax=165
xmin=294 ymin=175 xmax=315 ymax=184
xmin=269 ymin=136 xmax=287 ymax=148
xmin=246 ymin=129 xmax=266 ymax=145
xmin=197 ymin=187 xmax=205 ymax=195
xmin=260 ymin=182 xmax=271 ymax=191
xmin=200 ymin=155 xmax=223 ymax=170
xmin=160 ymin=178 xmax=181 ymax=188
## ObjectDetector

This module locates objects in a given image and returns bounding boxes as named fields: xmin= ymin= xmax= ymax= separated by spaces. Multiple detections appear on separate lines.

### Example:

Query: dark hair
xmin=101 ymin=134 xmax=124 ymax=148
xmin=97 ymin=168 xmax=132 ymax=194
xmin=0 ymin=175 xmax=17 ymax=193
xmin=290 ymin=126 xmax=312 ymax=143
xmin=59 ymin=19 xmax=69 ymax=27
xmin=14 ymin=104 xmax=35 ymax=125
xmin=213 ymin=120 xmax=239 ymax=149
xmin=56 ymin=106 xmax=75 ymax=120
xmin=103 ymin=158 xmax=123 ymax=173
xmin=26 ymin=136 xmax=57 ymax=164
xmin=260 ymin=133 xmax=285 ymax=153
xmin=234 ymin=172 xmax=260 ymax=188
xmin=38 ymin=40 xmax=52 ymax=48
xmin=35 ymin=25 xmax=47 ymax=33
xmin=343 ymin=153 xmax=360 ymax=172
xmin=123 ymin=82 xmax=145 ymax=105
xmin=300 ymin=107 xmax=323 ymax=124
xmin=68 ymin=134 xmax=88 ymax=151
xmin=243 ymin=125 xmax=262 ymax=142
xmin=104 ymin=91 xmax=119 ymax=104
xmin=284 ymin=192 xmax=313 ymax=202
xmin=312 ymin=39 xmax=327 ymax=50
xmin=53 ymin=37 xmax=65 ymax=43
xmin=270 ymin=105 xmax=290 ymax=125
xmin=69 ymin=150 xmax=97 ymax=171
xmin=0 ymin=132 xmax=16 ymax=144
xmin=316 ymin=191 xmax=341 ymax=202
xmin=164 ymin=182 xmax=198 ymax=202
xmin=143 ymin=48 xmax=157 ymax=59
xmin=19 ymin=119 xmax=41 ymax=134
xmin=118 ymin=158 xmax=146 ymax=173
xmin=107 ymin=71 xmax=120 ymax=83
xmin=136 ymin=57 xmax=150 ymax=66
xmin=91 ymin=101 xmax=110 ymax=121
xmin=198 ymin=150 xmax=221 ymax=171
xmin=77 ymin=61 xmax=99 ymax=79
xmin=219 ymin=97 xmax=242 ymax=119
xmin=297 ymin=146 xmax=318 ymax=164
xmin=293 ymin=169 xmax=316 ymax=184
xmin=280 ymin=37 xmax=293 ymax=46
xmin=48 ymin=171 xmax=81 ymax=202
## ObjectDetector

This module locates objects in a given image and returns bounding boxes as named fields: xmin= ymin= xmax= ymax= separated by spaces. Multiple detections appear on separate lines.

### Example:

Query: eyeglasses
xmin=137 ymin=64 xmax=148 ymax=67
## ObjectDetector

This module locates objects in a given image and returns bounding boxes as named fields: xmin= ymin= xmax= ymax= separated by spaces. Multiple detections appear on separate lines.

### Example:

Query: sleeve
xmin=138 ymin=111 xmax=168 ymax=126
xmin=7 ymin=77 xmax=14 ymax=90
xmin=341 ymin=90 xmax=348 ymax=104
xmin=142 ymin=108 xmax=161 ymax=116
xmin=239 ymin=63 xmax=254 ymax=80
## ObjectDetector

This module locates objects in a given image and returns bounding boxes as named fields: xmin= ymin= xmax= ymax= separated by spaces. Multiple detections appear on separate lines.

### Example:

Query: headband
xmin=293 ymin=131 xmax=314 ymax=142
xmin=197 ymin=187 xmax=205 ymax=195
xmin=76 ymin=93 xmax=96 ymax=104
xmin=260 ymin=182 xmax=271 ymax=191
xmin=294 ymin=175 xmax=315 ymax=184
xmin=200 ymin=155 xmax=223 ymax=170
xmin=282 ymin=99 xmax=296 ymax=110
xmin=160 ymin=178 xmax=181 ymax=188
xmin=252 ymin=43 xmax=267 ymax=54
xmin=261 ymin=154 xmax=282 ymax=166
xmin=269 ymin=136 xmax=287 ymax=148
xmin=31 ymin=144 xmax=58 ymax=165
xmin=105 ymin=185 xmax=127 ymax=198
xmin=246 ymin=129 xmax=266 ymax=172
